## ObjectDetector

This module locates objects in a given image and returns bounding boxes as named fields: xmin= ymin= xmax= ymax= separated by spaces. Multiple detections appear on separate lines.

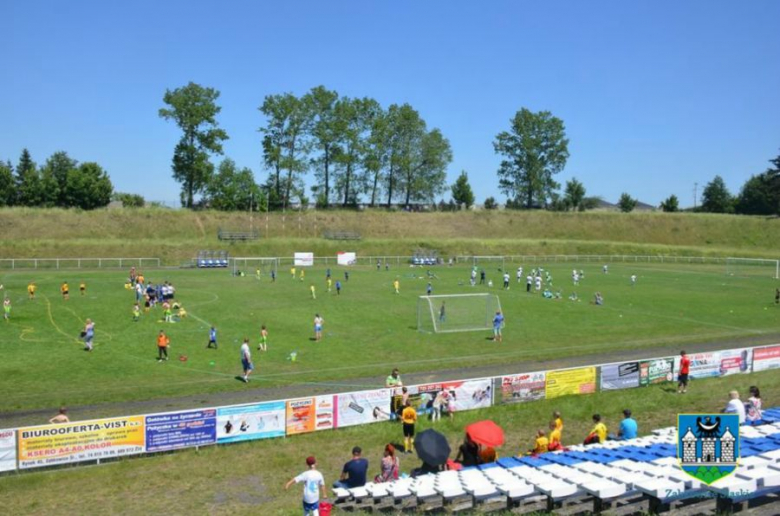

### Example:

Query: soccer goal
xmin=469 ymin=256 xmax=506 ymax=272
xmin=725 ymin=257 xmax=779 ymax=279
xmin=230 ymin=257 xmax=279 ymax=277
xmin=417 ymin=293 xmax=502 ymax=333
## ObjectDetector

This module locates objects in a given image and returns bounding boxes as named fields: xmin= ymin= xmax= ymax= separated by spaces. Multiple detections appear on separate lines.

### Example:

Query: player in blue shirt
xmin=207 ymin=326 xmax=217 ymax=349
xmin=492 ymin=311 xmax=504 ymax=343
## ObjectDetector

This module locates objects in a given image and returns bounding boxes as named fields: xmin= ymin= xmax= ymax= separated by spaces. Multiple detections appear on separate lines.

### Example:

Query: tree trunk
xmin=343 ymin=160 xmax=351 ymax=207
xmin=284 ymin=135 xmax=297 ymax=211
xmin=370 ymin=169 xmax=379 ymax=206
xmin=404 ymin=169 xmax=412 ymax=207
xmin=386 ymin=163 xmax=394 ymax=208
xmin=323 ymin=146 xmax=330 ymax=208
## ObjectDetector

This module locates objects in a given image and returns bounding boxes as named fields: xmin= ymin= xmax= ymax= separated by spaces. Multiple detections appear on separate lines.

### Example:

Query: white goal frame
xmin=230 ymin=257 xmax=279 ymax=277
xmin=725 ymin=257 xmax=779 ymax=279
xmin=417 ymin=293 xmax=502 ymax=334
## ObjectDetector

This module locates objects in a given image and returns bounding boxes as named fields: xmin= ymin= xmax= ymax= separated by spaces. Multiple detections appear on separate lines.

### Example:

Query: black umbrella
xmin=414 ymin=429 xmax=451 ymax=466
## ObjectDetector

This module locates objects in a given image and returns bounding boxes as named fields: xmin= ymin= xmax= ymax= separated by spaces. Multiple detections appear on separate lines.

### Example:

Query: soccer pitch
xmin=0 ymin=262 xmax=777 ymax=413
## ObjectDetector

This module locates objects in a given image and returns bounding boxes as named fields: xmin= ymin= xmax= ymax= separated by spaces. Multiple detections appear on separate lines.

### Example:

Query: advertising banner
xmin=286 ymin=398 xmax=315 ymax=435
xmin=294 ymin=252 xmax=314 ymax=267
xmin=416 ymin=378 xmax=492 ymax=414
xmin=216 ymin=402 xmax=285 ymax=443
xmin=335 ymin=389 xmax=392 ymax=428
xmin=717 ymin=348 xmax=752 ymax=376
xmin=314 ymin=396 xmax=335 ymax=432
xmin=17 ymin=416 xmax=145 ymax=470
xmin=639 ymin=358 xmax=674 ymax=386
xmin=497 ymin=372 xmax=546 ymax=404
xmin=545 ymin=367 xmax=597 ymax=399
xmin=600 ymin=362 xmax=640 ymax=391
xmin=674 ymin=351 xmax=722 ymax=379
xmin=753 ymin=344 xmax=780 ymax=372
xmin=0 ymin=428 xmax=16 ymax=472
xmin=337 ymin=252 xmax=356 ymax=266
xmin=145 ymin=409 xmax=216 ymax=452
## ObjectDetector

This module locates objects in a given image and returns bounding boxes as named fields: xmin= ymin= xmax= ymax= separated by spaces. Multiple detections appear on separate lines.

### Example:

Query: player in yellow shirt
xmin=61 ymin=282 xmax=69 ymax=301
xmin=585 ymin=414 xmax=607 ymax=445
xmin=300 ymin=269 xmax=305 ymax=282
xmin=327 ymin=277 xmax=332 ymax=293
xmin=393 ymin=279 xmax=400 ymax=294
xmin=290 ymin=267 xmax=296 ymax=279
xmin=27 ymin=282 xmax=36 ymax=300
xmin=310 ymin=284 xmax=316 ymax=300
xmin=553 ymin=411 xmax=564 ymax=435
xmin=530 ymin=429 xmax=549 ymax=455
xmin=401 ymin=401 xmax=417 ymax=454
xmin=79 ymin=281 xmax=86 ymax=296
xmin=548 ymin=420 xmax=563 ymax=451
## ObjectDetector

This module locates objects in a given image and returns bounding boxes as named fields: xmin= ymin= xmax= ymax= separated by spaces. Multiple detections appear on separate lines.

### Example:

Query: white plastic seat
xmin=348 ymin=486 xmax=369 ymax=499
xmin=706 ymin=476 xmax=757 ymax=497
xmin=737 ymin=466 xmax=780 ymax=488
xmin=333 ymin=487 xmax=351 ymax=499
xmin=739 ymin=455 xmax=772 ymax=469
xmin=580 ymin=479 xmax=626 ymax=499
xmin=633 ymin=478 xmax=685 ymax=499
xmin=535 ymin=480 xmax=578 ymax=498
xmin=366 ymin=483 xmax=388 ymax=497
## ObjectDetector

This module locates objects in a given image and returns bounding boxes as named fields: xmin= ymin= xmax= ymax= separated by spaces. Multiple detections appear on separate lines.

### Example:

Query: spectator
xmin=722 ymin=390 xmax=746 ymax=424
xmin=386 ymin=368 xmax=402 ymax=390
xmin=401 ymin=401 xmax=417 ymax=454
xmin=455 ymin=435 xmax=480 ymax=467
xmin=610 ymin=409 xmax=638 ymax=440
xmin=584 ymin=414 xmax=607 ymax=445
xmin=374 ymin=444 xmax=400 ymax=483
xmin=746 ymin=386 xmax=763 ymax=422
xmin=529 ymin=429 xmax=549 ymax=455
xmin=333 ymin=446 xmax=368 ymax=490
xmin=480 ymin=446 xmax=497 ymax=463
xmin=285 ymin=456 xmax=327 ymax=516
xmin=548 ymin=420 xmax=563 ymax=451
xmin=49 ymin=407 xmax=70 ymax=424
xmin=677 ymin=350 xmax=691 ymax=394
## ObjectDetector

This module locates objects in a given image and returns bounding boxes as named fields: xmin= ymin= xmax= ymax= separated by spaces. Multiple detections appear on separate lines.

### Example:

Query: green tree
xmin=401 ymin=127 xmax=452 ymax=206
xmin=159 ymin=82 xmax=229 ymax=208
xmin=206 ymin=158 xmax=262 ymax=211
xmin=494 ymin=108 xmax=569 ymax=209
xmin=364 ymin=107 xmax=390 ymax=207
xmin=700 ymin=175 xmax=734 ymax=213
xmin=63 ymin=162 xmax=113 ymax=209
xmin=451 ymin=171 xmax=475 ymax=209
xmin=618 ymin=193 xmax=637 ymax=213
xmin=113 ymin=192 xmax=145 ymax=207
xmin=659 ymin=194 xmax=680 ymax=212
xmin=564 ymin=177 xmax=586 ymax=211
xmin=580 ymin=196 xmax=601 ymax=211
xmin=305 ymin=86 xmax=340 ymax=208
xmin=483 ymin=196 xmax=498 ymax=210
xmin=16 ymin=148 xmax=42 ymax=206
xmin=259 ymin=93 xmax=312 ymax=211
xmin=41 ymin=151 xmax=78 ymax=206
xmin=735 ymin=151 xmax=780 ymax=215
xmin=333 ymin=97 xmax=380 ymax=206
xmin=0 ymin=160 xmax=15 ymax=206
xmin=385 ymin=104 xmax=424 ymax=206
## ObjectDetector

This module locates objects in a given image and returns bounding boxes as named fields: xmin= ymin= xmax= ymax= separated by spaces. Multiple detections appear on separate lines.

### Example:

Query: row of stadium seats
xmin=197 ymin=259 xmax=228 ymax=268
xmin=333 ymin=408 xmax=780 ymax=514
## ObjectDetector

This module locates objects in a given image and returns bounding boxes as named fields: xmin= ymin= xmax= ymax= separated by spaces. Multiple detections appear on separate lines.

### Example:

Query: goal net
xmin=417 ymin=293 xmax=502 ymax=333
xmin=230 ymin=257 xmax=279 ymax=277
xmin=725 ymin=258 xmax=779 ymax=279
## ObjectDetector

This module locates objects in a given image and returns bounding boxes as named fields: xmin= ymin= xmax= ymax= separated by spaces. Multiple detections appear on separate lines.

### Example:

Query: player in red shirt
xmin=677 ymin=350 xmax=691 ymax=394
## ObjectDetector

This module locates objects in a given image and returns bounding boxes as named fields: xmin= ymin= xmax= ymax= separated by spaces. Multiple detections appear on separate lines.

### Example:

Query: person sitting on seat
xmin=529 ymin=429 xmax=549 ymax=455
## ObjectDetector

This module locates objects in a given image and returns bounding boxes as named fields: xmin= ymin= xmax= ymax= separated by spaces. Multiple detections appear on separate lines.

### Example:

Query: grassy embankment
xmin=0 ymin=208 xmax=778 ymax=261
xmin=0 ymin=370 xmax=777 ymax=515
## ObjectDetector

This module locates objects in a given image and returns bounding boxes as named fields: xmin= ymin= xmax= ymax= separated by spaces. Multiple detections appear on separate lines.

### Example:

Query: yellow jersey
xmin=401 ymin=406 xmax=417 ymax=425
xmin=592 ymin=422 xmax=607 ymax=443
xmin=533 ymin=436 xmax=549 ymax=454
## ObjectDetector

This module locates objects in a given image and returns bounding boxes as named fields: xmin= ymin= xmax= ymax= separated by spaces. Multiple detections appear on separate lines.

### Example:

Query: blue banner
xmin=145 ymin=409 xmax=217 ymax=452
xmin=217 ymin=401 xmax=286 ymax=443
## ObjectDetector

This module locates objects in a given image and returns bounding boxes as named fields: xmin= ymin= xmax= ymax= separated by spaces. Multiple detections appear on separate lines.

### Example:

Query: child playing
xmin=258 ymin=325 xmax=268 ymax=352
xmin=132 ymin=303 xmax=140 ymax=322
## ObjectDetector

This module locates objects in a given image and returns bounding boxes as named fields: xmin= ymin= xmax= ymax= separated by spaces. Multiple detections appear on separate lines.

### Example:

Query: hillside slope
xmin=0 ymin=208 xmax=777 ymax=261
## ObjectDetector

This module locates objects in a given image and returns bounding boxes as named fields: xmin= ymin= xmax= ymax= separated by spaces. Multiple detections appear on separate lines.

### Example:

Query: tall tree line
xmin=258 ymin=86 xmax=452 ymax=210
xmin=0 ymin=149 xmax=113 ymax=209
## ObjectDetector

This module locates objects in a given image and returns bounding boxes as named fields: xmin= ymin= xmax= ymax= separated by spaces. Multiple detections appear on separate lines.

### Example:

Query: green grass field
xmin=0 ymin=261 xmax=778 ymax=414
xmin=1 ymin=369 xmax=777 ymax=515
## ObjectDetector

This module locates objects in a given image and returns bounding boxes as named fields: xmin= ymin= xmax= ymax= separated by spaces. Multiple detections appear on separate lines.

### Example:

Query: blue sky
xmin=2 ymin=1 xmax=779 ymax=207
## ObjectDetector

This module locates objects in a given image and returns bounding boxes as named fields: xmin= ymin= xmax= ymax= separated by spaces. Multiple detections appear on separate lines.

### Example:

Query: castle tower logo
xmin=677 ymin=414 xmax=739 ymax=484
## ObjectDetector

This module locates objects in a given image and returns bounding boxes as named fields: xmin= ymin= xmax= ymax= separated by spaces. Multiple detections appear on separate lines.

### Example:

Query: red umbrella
xmin=466 ymin=420 xmax=505 ymax=447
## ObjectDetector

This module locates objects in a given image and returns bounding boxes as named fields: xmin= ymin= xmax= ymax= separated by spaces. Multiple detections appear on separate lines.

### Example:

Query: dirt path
xmin=2 ymin=333 xmax=778 ymax=428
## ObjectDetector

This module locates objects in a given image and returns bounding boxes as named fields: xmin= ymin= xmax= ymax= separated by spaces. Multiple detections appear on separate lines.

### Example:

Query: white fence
xmin=0 ymin=258 xmax=162 ymax=270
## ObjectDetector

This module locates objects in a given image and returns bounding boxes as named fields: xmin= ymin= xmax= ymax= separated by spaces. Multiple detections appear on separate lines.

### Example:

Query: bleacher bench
xmin=322 ymin=230 xmax=362 ymax=241
xmin=217 ymin=229 xmax=260 ymax=241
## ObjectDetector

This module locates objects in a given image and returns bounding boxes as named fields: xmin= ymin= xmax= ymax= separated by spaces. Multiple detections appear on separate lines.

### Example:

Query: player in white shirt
xmin=240 ymin=339 xmax=253 ymax=383
xmin=503 ymin=272 xmax=510 ymax=289
xmin=534 ymin=276 xmax=542 ymax=291
xmin=630 ymin=274 xmax=637 ymax=286
xmin=526 ymin=275 xmax=533 ymax=293
xmin=470 ymin=268 xmax=477 ymax=287
xmin=285 ymin=456 xmax=327 ymax=515
xmin=516 ymin=267 xmax=523 ymax=283
xmin=603 ymin=264 xmax=609 ymax=274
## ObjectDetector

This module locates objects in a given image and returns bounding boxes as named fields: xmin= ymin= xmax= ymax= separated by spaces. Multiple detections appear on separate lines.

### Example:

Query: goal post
xmin=725 ymin=257 xmax=779 ymax=279
xmin=469 ymin=256 xmax=506 ymax=272
xmin=229 ymin=257 xmax=279 ymax=277
xmin=417 ymin=293 xmax=502 ymax=333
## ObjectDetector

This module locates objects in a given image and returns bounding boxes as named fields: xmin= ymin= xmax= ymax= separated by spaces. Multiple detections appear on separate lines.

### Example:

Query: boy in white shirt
xmin=285 ymin=456 xmax=327 ymax=515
